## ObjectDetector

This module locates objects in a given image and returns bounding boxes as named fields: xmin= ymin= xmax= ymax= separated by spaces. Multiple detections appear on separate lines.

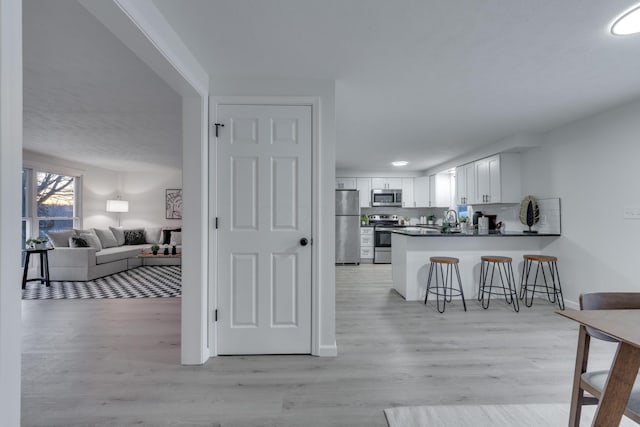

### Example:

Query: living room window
xmin=23 ymin=167 xmax=82 ymax=242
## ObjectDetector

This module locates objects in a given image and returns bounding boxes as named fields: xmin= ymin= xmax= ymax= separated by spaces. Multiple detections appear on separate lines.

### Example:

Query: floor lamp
xmin=106 ymin=198 xmax=129 ymax=226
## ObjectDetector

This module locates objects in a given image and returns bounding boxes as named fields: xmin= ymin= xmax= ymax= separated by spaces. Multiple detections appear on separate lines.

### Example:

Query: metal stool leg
xmin=425 ymin=263 xmax=434 ymax=305
xmin=455 ymin=263 xmax=467 ymax=312
xmin=551 ymin=261 xmax=565 ymax=310
xmin=507 ymin=261 xmax=519 ymax=312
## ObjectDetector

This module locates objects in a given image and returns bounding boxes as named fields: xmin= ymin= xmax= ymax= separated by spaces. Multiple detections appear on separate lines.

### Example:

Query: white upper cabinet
xmin=455 ymin=162 xmax=476 ymax=205
xmin=473 ymin=153 xmax=521 ymax=204
xmin=336 ymin=177 xmax=357 ymax=190
xmin=371 ymin=177 xmax=402 ymax=190
xmin=432 ymin=173 xmax=453 ymax=207
xmin=414 ymin=176 xmax=430 ymax=207
xmin=356 ymin=178 xmax=371 ymax=208
xmin=401 ymin=178 xmax=414 ymax=207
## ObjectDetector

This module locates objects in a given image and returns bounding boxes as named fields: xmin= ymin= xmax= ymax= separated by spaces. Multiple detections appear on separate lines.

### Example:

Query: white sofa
xmin=46 ymin=227 xmax=181 ymax=281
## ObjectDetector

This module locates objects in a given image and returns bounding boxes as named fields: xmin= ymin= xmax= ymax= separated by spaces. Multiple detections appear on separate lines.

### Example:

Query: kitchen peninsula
xmin=391 ymin=229 xmax=560 ymax=301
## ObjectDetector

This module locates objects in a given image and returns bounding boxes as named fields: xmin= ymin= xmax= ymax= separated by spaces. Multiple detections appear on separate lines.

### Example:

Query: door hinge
xmin=215 ymin=217 xmax=219 ymax=229
xmin=214 ymin=123 xmax=225 ymax=137
xmin=214 ymin=309 xmax=218 ymax=322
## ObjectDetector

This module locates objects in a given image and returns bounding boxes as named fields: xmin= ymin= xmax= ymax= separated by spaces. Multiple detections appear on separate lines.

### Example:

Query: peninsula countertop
xmin=391 ymin=230 xmax=560 ymax=301
xmin=391 ymin=228 xmax=560 ymax=237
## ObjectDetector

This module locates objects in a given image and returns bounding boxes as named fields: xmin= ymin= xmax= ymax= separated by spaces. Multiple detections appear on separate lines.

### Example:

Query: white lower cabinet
xmin=360 ymin=227 xmax=374 ymax=260
xmin=360 ymin=247 xmax=374 ymax=259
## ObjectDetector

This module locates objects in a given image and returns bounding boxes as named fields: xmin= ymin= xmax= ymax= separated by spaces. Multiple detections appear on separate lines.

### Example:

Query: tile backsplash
xmin=361 ymin=198 xmax=561 ymax=233
xmin=468 ymin=198 xmax=561 ymax=234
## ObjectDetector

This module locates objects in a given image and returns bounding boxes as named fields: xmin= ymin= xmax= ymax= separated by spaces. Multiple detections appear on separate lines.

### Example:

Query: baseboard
xmin=563 ymin=298 xmax=579 ymax=310
xmin=315 ymin=342 xmax=338 ymax=357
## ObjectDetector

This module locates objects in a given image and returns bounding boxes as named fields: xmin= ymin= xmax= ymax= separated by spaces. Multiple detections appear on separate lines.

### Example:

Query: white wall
xmin=521 ymin=98 xmax=640 ymax=306
xmin=23 ymin=150 xmax=182 ymax=230
xmin=211 ymin=76 xmax=337 ymax=356
xmin=0 ymin=0 xmax=22 ymax=424
xmin=118 ymin=170 xmax=182 ymax=229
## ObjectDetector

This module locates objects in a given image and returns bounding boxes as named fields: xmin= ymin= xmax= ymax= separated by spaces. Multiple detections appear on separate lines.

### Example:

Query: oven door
xmin=374 ymin=228 xmax=393 ymax=248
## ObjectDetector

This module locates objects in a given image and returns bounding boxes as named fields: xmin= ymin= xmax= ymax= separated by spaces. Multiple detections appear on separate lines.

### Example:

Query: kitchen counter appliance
xmin=371 ymin=189 xmax=402 ymax=207
xmin=336 ymin=190 xmax=361 ymax=264
xmin=369 ymin=214 xmax=402 ymax=264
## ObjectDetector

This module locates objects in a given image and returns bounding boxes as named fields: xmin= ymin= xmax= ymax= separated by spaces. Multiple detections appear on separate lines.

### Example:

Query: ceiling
xmin=23 ymin=1 xmax=640 ymax=174
xmin=152 ymin=0 xmax=640 ymax=172
xmin=23 ymin=0 xmax=182 ymax=172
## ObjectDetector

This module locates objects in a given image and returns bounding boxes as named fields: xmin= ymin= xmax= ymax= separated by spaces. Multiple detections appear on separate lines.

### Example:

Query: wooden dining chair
xmin=569 ymin=292 xmax=640 ymax=426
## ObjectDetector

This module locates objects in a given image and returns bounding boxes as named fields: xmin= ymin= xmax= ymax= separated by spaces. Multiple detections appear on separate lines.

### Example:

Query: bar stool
xmin=478 ymin=256 xmax=519 ymax=312
xmin=519 ymin=254 xmax=565 ymax=310
xmin=424 ymin=256 xmax=467 ymax=313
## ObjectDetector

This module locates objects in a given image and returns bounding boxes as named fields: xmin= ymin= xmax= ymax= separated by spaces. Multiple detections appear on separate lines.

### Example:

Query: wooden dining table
xmin=558 ymin=309 xmax=640 ymax=427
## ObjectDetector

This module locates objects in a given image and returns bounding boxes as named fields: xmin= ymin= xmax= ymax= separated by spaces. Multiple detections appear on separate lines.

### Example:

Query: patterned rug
xmin=22 ymin=266 xmax=181 ymax=300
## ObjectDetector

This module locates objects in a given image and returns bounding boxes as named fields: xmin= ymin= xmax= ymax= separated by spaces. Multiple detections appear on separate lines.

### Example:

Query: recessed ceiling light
xmin=611 ymin=4 xmax=640 ymax=35
xmin=392 ymin=161 xmax=408 ymax=167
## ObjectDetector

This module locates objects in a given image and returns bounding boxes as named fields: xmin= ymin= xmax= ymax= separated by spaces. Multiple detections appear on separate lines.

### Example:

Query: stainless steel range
xmin=368 ymin=214 xmax=402 ymax=264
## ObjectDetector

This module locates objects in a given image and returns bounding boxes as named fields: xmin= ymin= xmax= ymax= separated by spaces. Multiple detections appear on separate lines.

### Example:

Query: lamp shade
xmin=106 ymin=199 xmax=129 ymax=213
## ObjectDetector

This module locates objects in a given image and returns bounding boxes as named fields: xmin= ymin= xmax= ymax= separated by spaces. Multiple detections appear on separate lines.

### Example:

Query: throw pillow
xmin=124 ymin=229 xmax=146 ymax=245
xmin=169 ymin=231 xmax=182 ymax=246
xmin=144 ymin=227 xmax=162 ymax=244
xmin=68 ymin=236 xmax=90 ymax=248
xmin=162 ymin=227 xmax=181 ymax=245
xmin=109 ymin=226 xmax=126 ymax=246
xmin=79 ymin=233 xmax=102 ymax=251
xmin=93 ymin=228 xmax=118 ymax=249
xmin=47 ymin=230 xmax=74 ymax=248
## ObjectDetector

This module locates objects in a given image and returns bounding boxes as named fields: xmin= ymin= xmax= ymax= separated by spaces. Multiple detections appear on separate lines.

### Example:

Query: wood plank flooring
xmin=21 ymin=264 xmax=619 ymax=426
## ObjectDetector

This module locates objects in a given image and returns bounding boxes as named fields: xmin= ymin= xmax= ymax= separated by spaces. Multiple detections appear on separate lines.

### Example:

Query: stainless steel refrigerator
xmin=335 ymin=189 xmax=361 ymax=264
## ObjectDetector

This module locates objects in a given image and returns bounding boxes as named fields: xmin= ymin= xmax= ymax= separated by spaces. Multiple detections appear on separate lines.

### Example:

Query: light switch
xmin=624 ymin=208 xmax=640 ymax=219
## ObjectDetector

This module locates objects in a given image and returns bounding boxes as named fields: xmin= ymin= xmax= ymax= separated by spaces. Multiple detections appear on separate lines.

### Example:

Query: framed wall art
xmin=165 ymin=189 xmax=183 ymax=219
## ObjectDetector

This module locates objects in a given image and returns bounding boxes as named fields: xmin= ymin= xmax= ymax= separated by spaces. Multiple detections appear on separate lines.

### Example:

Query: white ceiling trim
xmin=79 ymin=0 xmax=209 ymax=97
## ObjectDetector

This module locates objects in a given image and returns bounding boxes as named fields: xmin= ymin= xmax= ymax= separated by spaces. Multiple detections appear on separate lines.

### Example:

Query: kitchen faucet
xmin=444 ymin=210 xmax=458 ymax=227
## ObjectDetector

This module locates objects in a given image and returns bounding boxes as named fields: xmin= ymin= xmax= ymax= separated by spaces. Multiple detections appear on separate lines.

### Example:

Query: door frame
xmin=209 ymin=96 xmax=321 ymax=357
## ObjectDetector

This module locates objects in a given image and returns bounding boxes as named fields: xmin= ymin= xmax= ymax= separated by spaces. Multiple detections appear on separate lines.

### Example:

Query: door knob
xmin=300 ymin=238 xmax=309 ymax=246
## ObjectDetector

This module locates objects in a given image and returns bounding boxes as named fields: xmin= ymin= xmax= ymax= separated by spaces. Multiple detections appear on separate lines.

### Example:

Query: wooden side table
xmin=22 ymin=247 xmax=54 ymax=289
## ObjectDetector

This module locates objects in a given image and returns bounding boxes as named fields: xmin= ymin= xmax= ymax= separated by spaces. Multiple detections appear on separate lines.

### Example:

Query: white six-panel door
xmin=216 ymin=104 xmax=312 ymax=354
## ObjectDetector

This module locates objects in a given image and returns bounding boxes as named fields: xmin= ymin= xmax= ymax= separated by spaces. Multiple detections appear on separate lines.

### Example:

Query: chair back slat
xmin=580 ymin=292 xmax=640 ymax=342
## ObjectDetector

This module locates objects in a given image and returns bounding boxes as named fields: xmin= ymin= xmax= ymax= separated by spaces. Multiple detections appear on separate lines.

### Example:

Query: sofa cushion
xmin=95 ymin=245 xmax=146 ymax=265
xmin=124 ymin=229 xmax=146 ymax=245
xmin=69 ymin=236 xmax=90 ymax=248
xmin=79 ymin=232 xmax=102 ymax=251
xmin=109 ymin=226 xmax=126 ymax=246
xmin=144 ymin=227 xmax=162 ymax=244
xmin=162 ymin=227 xmax=181 ymax=245
xmin=94 ymin=228 xmax=118 ymax=249
xmin=47 ymin=230 xmax=75 ymax=248
xmin=169 ymin=231 xmax=182 ymax=246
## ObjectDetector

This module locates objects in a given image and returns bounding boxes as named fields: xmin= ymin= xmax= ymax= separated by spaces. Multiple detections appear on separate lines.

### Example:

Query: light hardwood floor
xmin=22 ymin=264 xmax=617 ymax=426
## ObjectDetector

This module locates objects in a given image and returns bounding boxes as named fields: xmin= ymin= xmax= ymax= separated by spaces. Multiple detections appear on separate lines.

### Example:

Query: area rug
xmin=384 ymin=403 xmax=637 ymax=427
xmin=22 ymin=266 xmax=181 ymax=300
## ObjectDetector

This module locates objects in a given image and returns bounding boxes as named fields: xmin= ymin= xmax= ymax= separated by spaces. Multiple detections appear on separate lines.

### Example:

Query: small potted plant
xmin=360 ymin=215 xmax=368 ymax=226
xmin=459 ymin=216 xmax=469 ymax=233
xmin=26 ymin=236 xmax=48 ymax=250
xmin=151 ymin=244 xmax=160 ymax=255
xmin=403 ymin=216 xmax=411 ymax=225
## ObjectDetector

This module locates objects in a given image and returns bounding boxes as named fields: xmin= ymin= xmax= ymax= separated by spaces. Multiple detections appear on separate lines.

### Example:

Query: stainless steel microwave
xmin=371 ymin=189 xmax=402 ymax=207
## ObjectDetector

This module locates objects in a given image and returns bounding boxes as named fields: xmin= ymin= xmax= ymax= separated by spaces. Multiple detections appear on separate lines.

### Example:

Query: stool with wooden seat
xmin=519 ymin=254 xmax=565 ymax=310
xmin=478 ymin=255 xmax=519 ymax=312
xmin=424 ymin=256 xmax=466 ymax=313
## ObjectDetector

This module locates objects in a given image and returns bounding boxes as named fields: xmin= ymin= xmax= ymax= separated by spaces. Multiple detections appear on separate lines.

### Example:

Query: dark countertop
xmin=392 ymin=229 xmax=560 ymax=237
